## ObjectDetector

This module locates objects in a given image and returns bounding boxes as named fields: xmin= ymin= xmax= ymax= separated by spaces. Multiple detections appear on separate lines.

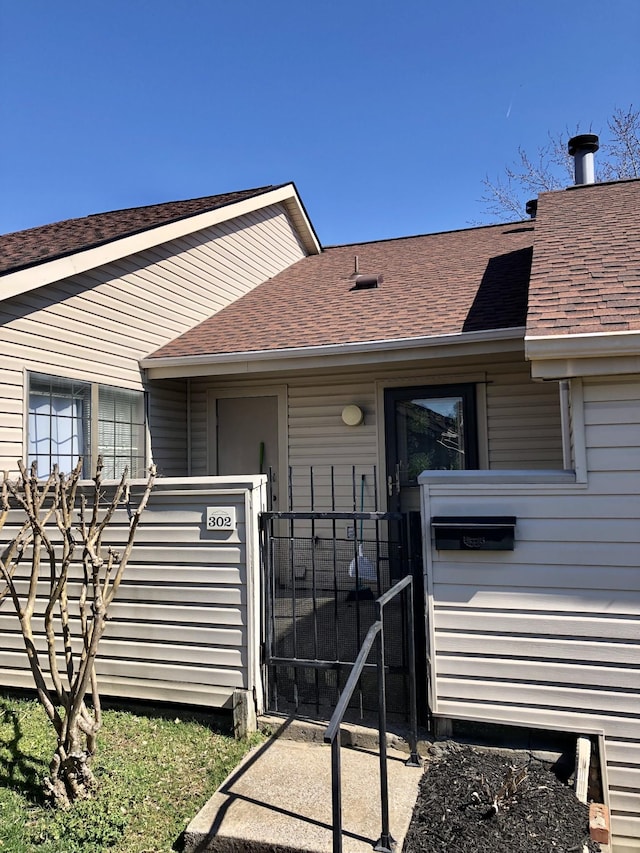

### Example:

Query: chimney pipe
xmin=568 ymin=133 xmax=599 ymax=185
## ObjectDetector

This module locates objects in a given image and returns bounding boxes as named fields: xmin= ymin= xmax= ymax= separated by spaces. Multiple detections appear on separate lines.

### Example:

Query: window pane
xmin=28 ymin=374 xmax=90 ymax=476
xmin=98 ymin=386 xmax=145 ymax=478
xmin=395 ymin=394 xmax=466 ymax=482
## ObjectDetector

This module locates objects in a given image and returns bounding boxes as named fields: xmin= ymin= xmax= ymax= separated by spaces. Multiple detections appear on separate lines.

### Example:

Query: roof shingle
xmin=149 ymin=222 xmax=534 ymax=359
xmin=0 ymin=186 xmax=279 ymax=276
xmin=527 ymin=179 xmax=640 ymax=336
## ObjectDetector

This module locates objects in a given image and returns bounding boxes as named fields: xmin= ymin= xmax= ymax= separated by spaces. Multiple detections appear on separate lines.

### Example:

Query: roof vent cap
xmin=352 ymin=274 xmax=382 ymax=290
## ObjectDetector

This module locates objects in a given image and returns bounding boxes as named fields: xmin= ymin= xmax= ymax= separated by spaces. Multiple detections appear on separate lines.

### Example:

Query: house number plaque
xmin=206 ymin=506 xmax=237 ymax=531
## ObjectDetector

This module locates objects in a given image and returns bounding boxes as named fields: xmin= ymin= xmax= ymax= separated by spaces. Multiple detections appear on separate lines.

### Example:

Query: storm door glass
xmin=385 ymin=384 xmax=478 ymax=492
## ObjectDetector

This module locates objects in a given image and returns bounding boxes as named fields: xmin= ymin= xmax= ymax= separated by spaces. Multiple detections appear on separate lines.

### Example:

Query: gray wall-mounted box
xmin=432 ymin=516 xmax=516 ymax=551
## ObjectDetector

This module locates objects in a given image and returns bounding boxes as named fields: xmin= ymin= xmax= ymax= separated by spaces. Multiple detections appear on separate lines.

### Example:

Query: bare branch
xmin=480 ymin=105 xmax=640 ymax=221
xmin=0 ymin=458 xmax=154 ymax=805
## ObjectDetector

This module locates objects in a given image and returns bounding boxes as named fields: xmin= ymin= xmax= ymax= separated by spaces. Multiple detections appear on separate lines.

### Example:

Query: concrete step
xmin=183 ymin=736 xmax=424 ymax=853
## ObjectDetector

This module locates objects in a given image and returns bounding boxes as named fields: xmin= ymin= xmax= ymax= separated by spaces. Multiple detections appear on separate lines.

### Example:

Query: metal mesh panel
xmin=265 ymin=522 xmax=411 ymax=719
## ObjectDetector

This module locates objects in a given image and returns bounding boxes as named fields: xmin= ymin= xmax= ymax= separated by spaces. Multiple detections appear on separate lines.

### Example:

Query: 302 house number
xmin=206 ymin=507 xmax=237 ymax=531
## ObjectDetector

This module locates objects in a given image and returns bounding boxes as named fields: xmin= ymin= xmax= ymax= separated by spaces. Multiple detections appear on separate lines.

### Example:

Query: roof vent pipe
xmin=568 ymin=133 xmax=599 ymax=185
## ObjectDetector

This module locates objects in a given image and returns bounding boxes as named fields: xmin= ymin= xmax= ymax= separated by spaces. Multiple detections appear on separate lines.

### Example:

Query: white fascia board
xmin=141 ymin=327 xmax=525 ymax=379
xmin=0 ymin=184 xmax=321 ymax=302
xmin=526 ymin=329 xmax=640 ymax=379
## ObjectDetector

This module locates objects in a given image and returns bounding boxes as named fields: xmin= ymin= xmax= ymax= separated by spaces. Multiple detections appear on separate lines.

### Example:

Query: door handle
xmin=387 ymin=465 xmax=400 ymax=497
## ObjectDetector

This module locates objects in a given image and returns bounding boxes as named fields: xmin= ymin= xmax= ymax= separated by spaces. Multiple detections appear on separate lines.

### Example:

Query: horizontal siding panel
xmin=587 ymin=447 xmax=640 ymax=471
xmin=607 ymin=742 xmax=640 ymax=766
xmin=107 ymin=601 xmax=244 ymax=625
xmin=435 ymin=633 xmax=640 ymax=666
xmin=586 ymin=424 xmax=640 ymax=446
xmin=8 ymin=581 xmax=244 ymax=606
xmin=0 ymin=633 xmax=245 ymax=668
xmin=100 ymin=638 xmax=245 ymax=668
xmin=433 ymin=587 xmax=640 ymax=613
xmin=610 ymin=824 xmax=640 ymax=849
xmin=610 ymin=790 xmax=640 ymax=815
xmin=102 ymin=621 xmax=244 ymax=647
xmin=455 ymin=494 xmax=637 ymax=520
xmin=433 ymin=562 xmax=640 ymax=591
xmin=609 ymin=766 xmax=640 ymax=790
xmin=96 ymin=676 xmax=236 ymax=708
xmin=586 ymin=471 xmax=640 ymax=494
xmin=0 ymin=670 xmax=237 ymax=709
xmin=436 ymin=700 xmax=638 ymax=739
xmin=125 ymin=545 xmax=244 ymax=564
xmin=584 ymin=399 xmax=639 ymax=425
xmin=583 ymin=378 xmax=640 ymax=404
xmin=94 ymin=658 xmax=244 ymax=688
xmin=0 ymin=650 xmax=244 ymax=688
xmin=431 ymin=539 xmax=638 ymax=567
xmin=436 ymin=656 xmax=640 ymax=691
xmin=433 ymin=610 xmax=640 ymax=640
xmin=437 ymin=678 xmax=640 ymax=715
xmin=106 ymin=563 xmax=246 ymax=586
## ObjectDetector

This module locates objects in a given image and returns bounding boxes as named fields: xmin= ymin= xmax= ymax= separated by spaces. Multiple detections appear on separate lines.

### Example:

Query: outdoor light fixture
xmin=341 ymin=405 xmax=364 ymax=426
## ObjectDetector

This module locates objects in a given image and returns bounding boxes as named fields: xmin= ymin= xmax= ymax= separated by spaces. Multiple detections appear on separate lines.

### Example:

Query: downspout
xmin=559 ymin=380 xmax=572 ymax=470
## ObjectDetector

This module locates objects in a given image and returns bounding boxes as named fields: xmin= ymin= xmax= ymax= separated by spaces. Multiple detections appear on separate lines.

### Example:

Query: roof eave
xmin=526 ymin=329 xmax=640 ymax=379
xmin=0 ymin=184 xmax=321 ymax=302
xmin=141 ymin=327 xmax=526 ymax=379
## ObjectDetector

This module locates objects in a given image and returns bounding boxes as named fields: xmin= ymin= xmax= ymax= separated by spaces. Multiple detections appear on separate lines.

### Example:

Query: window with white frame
xmin=28 ymin=373 xmax=146 ymax=478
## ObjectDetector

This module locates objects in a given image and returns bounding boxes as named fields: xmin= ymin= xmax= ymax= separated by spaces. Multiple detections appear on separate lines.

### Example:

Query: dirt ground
xmin=402 ymin=741 xmax=600 ymax=853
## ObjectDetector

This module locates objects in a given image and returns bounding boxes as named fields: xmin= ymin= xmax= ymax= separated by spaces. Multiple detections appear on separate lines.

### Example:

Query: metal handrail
xmin=323 ymin=575 xmax=421 ymax=853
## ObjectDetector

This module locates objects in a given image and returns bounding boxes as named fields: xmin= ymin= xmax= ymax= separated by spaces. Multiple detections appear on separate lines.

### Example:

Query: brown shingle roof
xmin=149 ymin=222 xmax=534 ymax=359
xmin=527 ymin=179 xmax=640 ymax=336
xmin=0 ymin=186 xmax=279 ymax=276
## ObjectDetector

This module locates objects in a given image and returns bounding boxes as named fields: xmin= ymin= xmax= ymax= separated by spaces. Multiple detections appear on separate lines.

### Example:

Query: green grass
xmin=0 ymin=692 xmax=262 ymax=853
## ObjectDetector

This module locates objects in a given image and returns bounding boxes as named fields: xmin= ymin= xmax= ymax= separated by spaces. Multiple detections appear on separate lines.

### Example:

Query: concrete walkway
xmin=183 ymin=726 xmax=424 ymax=853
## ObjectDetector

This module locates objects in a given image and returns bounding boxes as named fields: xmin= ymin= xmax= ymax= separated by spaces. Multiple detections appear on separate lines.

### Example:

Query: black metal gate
xmin=260 ymin=508 xmax=422 ymax=721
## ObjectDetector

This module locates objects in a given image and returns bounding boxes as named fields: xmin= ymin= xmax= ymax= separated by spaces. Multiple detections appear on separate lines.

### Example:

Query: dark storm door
xmin=384 ymin=384 xmax=478 ymax=514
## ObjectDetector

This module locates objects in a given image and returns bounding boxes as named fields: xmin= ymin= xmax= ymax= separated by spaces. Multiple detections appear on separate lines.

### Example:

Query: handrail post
xmin=331 ymin=729 xmax=343 ymax=853
xmin=406 ymin=578 xmax=422 ymax=767
xmin=324 ymin=573 xmax=421 ymax=853
xmin=374 ymin=606 xmax=394 ymax=853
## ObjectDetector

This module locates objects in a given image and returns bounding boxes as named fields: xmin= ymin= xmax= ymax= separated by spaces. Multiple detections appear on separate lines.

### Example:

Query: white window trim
xmin=25 ymin=371 xmax=147 ymax=478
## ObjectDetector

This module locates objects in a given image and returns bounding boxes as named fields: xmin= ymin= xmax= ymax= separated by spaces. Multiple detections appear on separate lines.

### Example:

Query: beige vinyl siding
xmin=148 ymin=379 xmax=188 ymax=476
xmin=422 ymin=374 xmax=640 ymax=852
xmin=189 ymin=349 xmax=564 ymax=507
xmin=0 ymin=203 xmax=306 ymax=474
xmin=0 ymin=477 xmax=265 ymax=710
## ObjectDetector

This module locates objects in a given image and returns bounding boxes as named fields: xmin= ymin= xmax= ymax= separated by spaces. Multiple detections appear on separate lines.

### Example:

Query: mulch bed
xmin=403 ymin=741 xmax=600 ymax=852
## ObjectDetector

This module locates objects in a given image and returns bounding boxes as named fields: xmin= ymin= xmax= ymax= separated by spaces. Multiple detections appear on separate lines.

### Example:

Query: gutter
xmin=141 ymin=327 xmax=525 ymax=378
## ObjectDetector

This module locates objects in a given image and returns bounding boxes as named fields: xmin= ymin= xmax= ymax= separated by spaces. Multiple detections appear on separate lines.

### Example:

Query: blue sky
xmin=1 ymin=1 xmax=638 ymax=245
